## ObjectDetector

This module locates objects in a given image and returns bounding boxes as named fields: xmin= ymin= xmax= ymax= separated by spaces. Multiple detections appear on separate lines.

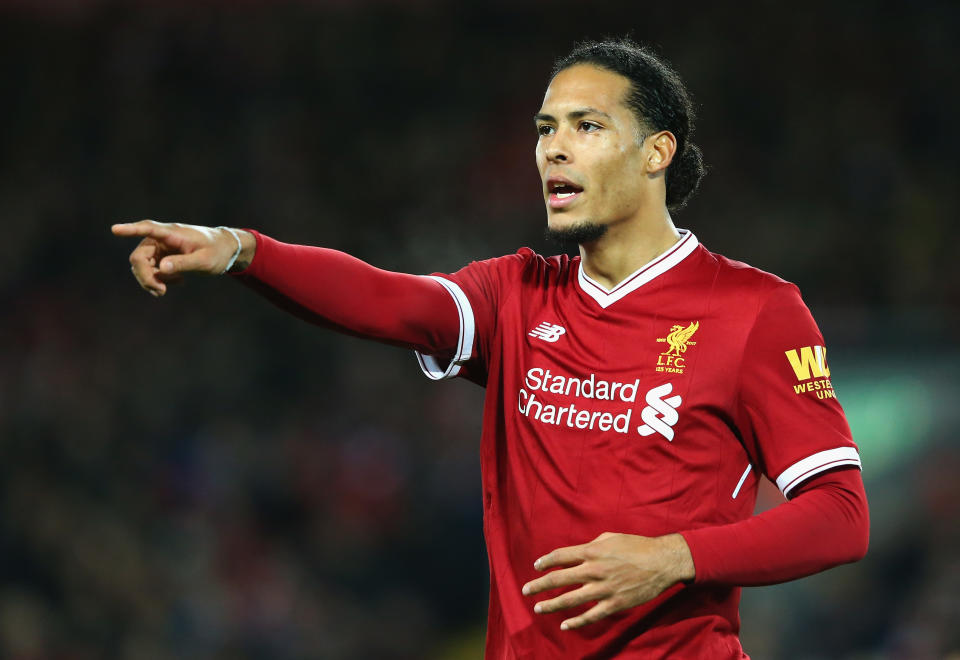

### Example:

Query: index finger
xmin=534 ymin=542 xmax=591 ymax=571
xmin=111 ymin=220 xmax=173 ymax=239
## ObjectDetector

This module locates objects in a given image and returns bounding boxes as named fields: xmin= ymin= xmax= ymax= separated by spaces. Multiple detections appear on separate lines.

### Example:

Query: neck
xmin=578 ymin=208 xmax=681 ymax=290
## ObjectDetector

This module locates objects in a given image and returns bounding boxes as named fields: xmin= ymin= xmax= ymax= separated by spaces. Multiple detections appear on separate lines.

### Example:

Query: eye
xmin=536 ymin=124 xmax=555 ymax=137
xmin=579 ymin=121 xmax=601 ymax=133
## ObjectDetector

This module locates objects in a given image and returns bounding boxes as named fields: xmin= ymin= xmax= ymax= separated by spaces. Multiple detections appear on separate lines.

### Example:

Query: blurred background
xmin=1 ymin=0 xmax=958 ymax=658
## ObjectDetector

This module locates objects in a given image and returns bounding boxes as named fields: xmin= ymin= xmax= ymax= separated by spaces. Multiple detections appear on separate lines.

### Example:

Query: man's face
xmin=535 ymin=65 xmax=650 ymax=237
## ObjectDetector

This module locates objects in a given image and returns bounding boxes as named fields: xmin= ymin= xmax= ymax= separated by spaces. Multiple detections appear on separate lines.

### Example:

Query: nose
xmin=544 ymin=127 xmax=571 ymax=163
xmin=545 ymin=146 xmax=568 ymax=163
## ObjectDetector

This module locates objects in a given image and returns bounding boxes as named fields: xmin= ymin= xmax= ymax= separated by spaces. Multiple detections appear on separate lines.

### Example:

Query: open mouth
xmin=547 ymin=178 xmax=584 ymax=208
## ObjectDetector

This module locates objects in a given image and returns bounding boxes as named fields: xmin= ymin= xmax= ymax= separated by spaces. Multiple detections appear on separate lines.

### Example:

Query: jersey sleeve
xmin=735 ymin=283 xmax=862 ymax=497
xmin=681 ymin=466 xmax=869 ymax=586
xmin=235 ymin=231 xmax=461 ymax=354
xmin=414 ymin=249 xmax=531 ymax=386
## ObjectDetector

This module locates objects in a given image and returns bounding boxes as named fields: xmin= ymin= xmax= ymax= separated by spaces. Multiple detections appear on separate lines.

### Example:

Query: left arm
xmin=681 ymin=465 xmax=868 ymax=586
xmin=522 ymin=466 xmax=868 ymax=630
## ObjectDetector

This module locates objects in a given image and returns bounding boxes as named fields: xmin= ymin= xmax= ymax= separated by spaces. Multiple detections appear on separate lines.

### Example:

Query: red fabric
xmin=235 ymin=230 xmax=459 ymax=354
xmin=237 ymin=230 xmax=869 ymax=659
xmin=681 ymin=466 xmax=869 ymax=586
xmin=420 ymin=235 xmax=864 ymax=658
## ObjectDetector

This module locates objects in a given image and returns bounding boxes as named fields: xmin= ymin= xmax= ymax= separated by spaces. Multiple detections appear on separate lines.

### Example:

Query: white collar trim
xmin=577 ymin=230 xmax=699 ymax=309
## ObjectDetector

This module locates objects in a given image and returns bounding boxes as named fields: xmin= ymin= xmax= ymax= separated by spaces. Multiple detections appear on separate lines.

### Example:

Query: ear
xmin=645 ymin=130 xmax=677 ymax=174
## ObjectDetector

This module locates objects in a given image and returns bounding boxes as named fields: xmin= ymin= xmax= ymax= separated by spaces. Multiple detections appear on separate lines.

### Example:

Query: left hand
xmin=521 ymin=532 xmax=695 ymax=631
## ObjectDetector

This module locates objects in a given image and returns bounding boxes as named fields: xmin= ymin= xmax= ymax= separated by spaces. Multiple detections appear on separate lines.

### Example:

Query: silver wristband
xmin=216 ymin=226 xmax=243 ymax=274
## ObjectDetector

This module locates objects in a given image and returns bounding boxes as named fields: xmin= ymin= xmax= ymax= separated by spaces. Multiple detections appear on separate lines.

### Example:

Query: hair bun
xmin=666 ymin=142 xmax=706 ymax=211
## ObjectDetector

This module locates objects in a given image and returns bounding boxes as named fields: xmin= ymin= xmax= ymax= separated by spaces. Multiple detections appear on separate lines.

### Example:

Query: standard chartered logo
xmin=516 ymin=366 xmax=683 ymax=442
xmin=636 ymin=383 xmax=682 ymax=442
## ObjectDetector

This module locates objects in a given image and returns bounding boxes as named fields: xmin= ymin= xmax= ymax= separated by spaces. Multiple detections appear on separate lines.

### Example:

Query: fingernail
xmin=534 ymin=603 xmax=542 ymax=614
xmin=522 ymin=585 xmax=530 ymax=596
xmin=560 ymin=622 xmax=569 ymax=631
xmin=534 ymin=559 xmax=542 ymax=570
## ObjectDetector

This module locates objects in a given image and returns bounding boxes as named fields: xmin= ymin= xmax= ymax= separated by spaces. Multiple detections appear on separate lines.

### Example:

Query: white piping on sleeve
xmin=414 ymin=276 xmax=475 ymax=380
xmin=775 ymin=447 xmax=862 ymax=497
xmin=731 ymin=464 xmax=753 ymax=499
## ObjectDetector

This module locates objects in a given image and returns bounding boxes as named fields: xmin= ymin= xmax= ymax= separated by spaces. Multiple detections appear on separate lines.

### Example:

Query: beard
xmin=544 ymin=220 xmax=608 ymax=246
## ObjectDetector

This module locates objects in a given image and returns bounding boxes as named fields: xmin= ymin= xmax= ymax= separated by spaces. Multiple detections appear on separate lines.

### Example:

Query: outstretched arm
xmin=112 ymin=220 xmax=461 ymax=354
xmin=522 ymin=467 xmax=868 ymax=630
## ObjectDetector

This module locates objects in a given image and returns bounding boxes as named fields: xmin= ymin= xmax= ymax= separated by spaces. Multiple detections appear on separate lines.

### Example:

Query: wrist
xmin=663 ymin=533 xmax=696 ymax=584
xmin=222 ymin=228 xmax=257 ymax=273
xmin=234 ymin=229 xmax=257 ymax=271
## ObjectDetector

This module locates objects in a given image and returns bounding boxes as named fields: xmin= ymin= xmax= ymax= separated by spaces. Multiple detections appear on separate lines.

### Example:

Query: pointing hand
xmin=111 ymin=220 xmax=254 ymax=297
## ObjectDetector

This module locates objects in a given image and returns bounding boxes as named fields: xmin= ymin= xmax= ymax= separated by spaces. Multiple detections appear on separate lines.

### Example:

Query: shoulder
xmin=698 ymin=245 xmax=804 ymax=312
xmin=508 ymin=247 xmax=572 ymax=273
xmin=707 ymin=248 xmax=792 ymax=291
xmin=460 ymin=247 xmax=575 ymax=283
xmin=696 ymin=247 xmax=823 ymax=345
xmin=437 ymin=248 xmax=575 ymax=305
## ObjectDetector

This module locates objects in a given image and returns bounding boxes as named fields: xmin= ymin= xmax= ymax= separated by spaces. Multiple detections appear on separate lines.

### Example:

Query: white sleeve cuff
xmin=414 ymin=276 xmax=475 ymax=381
xmin=775 ymin=447 xmax=862 ymax=497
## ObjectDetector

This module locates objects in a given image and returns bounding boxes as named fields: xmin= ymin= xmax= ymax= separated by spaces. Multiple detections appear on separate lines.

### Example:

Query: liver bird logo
xmin=662 ymin=321 xmax=699 ymax=356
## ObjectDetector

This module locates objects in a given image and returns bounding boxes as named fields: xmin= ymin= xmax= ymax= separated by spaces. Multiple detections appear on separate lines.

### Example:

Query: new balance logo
xmin=529 ymin=322 xmax=566 ymax=343
xmin=636 ymin=383 xmax=682 ymax=442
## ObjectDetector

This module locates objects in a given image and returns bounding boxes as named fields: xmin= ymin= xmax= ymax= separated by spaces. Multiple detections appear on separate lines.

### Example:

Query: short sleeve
xmin=414 ymin=250 xmax=531 ymax=386
xmin=736 ymin=283 xmax=861 ymax=498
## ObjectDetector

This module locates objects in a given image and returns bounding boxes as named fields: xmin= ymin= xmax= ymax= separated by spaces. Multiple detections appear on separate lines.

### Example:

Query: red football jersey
xmin=415 ymin=231 xmax=861 ymax=659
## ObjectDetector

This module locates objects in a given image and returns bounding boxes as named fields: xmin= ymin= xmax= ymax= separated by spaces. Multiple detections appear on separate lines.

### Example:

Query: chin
xmin=546 ymin=209 xmax=583 ymax=229
xmin=544 ymin=218 xmax=609 ymax=245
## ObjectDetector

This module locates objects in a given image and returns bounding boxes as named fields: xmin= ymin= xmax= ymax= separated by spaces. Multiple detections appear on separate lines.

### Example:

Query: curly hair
xmin=551 ymin=39 xmax=706 ymax=211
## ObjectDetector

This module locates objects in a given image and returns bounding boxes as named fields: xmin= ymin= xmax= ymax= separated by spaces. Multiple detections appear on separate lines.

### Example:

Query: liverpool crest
xmin=655 ymin=322 xmax=699 ymax=373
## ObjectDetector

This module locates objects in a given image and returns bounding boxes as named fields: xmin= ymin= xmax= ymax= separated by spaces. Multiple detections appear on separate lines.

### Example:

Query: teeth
xmin=556 ymin=191 xmax=576 ymax=199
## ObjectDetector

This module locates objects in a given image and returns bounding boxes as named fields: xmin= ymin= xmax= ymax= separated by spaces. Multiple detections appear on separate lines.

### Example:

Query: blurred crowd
xmin=0 ymin=1 xmax=957 ymax=658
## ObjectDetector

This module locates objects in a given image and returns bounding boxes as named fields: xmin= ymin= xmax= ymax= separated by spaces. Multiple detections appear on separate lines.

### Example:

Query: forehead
xmin=539 ymin=64 xmax=633 ymax=118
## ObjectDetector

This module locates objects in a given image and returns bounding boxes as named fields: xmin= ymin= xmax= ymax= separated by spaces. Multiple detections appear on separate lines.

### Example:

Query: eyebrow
xmin=534 ymin=107 xmax=613 ymax=123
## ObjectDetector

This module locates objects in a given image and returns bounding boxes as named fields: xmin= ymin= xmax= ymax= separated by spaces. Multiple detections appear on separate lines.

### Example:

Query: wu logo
xmin=636 ymin=383 xmax=682 ymax=442
xmin=529 ymin=322 xmax=566 ymax=343
xmin=784 ymin=345 xmax=830 ymax=381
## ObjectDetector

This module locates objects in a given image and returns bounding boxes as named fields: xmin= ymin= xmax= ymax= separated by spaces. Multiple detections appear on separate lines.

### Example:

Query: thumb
xmin=159 ymin=250 xmax=212 ymax=274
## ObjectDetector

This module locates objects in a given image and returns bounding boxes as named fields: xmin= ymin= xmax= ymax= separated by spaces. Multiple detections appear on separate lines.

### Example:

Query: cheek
xmin=602 ymin=156 xmax=644 ymax=207
xmin=535 ymin=144 xmax=547 ymax=173
xmin=594 ymin=161 xmax=635 ymax=208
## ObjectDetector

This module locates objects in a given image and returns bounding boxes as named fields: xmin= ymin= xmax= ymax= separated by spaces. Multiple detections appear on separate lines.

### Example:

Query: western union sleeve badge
xmin=655 ymin=321 xmax=699 ymax=374
xmin=785 ymin=345 xmax=836 ymax=399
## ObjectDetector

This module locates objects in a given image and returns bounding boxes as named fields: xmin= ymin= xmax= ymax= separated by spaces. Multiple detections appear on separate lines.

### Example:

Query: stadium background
xmin=1 ymin=1 xmax=958 ymax=657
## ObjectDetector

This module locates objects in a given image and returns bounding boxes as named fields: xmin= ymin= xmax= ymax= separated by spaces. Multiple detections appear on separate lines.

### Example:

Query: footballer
xmin=114 ymin=40 xmax=869 ymax=659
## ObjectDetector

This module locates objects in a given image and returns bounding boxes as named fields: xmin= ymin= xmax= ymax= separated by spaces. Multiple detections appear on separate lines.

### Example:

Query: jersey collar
xmin=577 ymin=230 xmax=699 ymax=309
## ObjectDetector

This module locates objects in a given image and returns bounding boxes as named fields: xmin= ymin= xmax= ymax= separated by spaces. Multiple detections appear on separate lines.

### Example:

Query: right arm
xmin=111 ymin=220 xmax=460 ymax=355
